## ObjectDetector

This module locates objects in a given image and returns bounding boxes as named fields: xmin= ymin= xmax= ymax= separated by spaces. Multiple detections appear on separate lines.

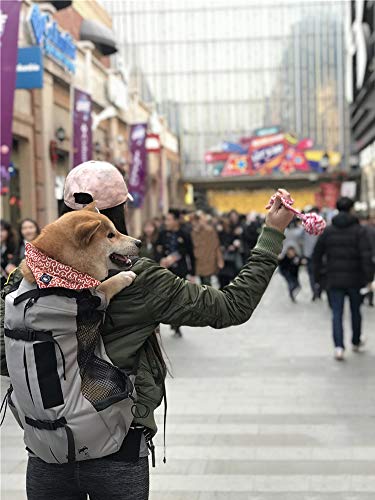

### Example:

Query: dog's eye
xmin=107 ymin=232 xmax=115 ymax=239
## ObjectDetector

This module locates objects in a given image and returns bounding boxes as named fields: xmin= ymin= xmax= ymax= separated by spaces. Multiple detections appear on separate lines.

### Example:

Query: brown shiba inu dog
xmin=20 ymin=202 xmax=141 ymax=301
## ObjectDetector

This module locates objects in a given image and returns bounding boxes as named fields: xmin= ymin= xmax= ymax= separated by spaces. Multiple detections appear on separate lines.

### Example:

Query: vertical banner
xmin=72 ymin=88 xmax=92 ymax=168
xmin=128 ymin=124 xmax=147 ymax=208
xmin=0 ymin=0 xmax=21 ymax=194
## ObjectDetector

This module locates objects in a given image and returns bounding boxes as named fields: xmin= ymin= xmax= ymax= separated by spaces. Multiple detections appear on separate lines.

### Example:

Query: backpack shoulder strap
xmin=13 ymin=287 xmax=83 ymax=305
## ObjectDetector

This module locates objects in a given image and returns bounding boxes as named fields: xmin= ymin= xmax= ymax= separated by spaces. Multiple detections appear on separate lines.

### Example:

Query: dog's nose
xmin=134 ymin=239 xmax=142 ymax=248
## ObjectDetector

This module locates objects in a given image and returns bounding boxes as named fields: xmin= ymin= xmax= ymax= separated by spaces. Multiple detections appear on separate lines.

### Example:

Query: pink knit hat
xmin=64 ymin=161 xmax=133 ymax=210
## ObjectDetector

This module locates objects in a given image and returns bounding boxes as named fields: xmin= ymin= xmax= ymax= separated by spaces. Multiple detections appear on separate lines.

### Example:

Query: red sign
xmin=146 ymin=133 xmax=161 ymax=153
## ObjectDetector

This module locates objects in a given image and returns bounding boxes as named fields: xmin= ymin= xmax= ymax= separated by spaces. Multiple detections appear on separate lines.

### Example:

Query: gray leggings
xmin=26 ymin=456 xmax=149 ymax=500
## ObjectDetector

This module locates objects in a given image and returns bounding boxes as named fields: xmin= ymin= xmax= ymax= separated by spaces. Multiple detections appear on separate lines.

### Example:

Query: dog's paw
xmin=118 ymin=271 xmax=137 ymax=288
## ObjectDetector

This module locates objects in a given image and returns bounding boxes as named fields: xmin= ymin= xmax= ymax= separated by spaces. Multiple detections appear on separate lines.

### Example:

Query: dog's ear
xmin=75 ymin=220 xmax=101 ymax=245
xmin=83 ymin=201 xmax=98 ymax=213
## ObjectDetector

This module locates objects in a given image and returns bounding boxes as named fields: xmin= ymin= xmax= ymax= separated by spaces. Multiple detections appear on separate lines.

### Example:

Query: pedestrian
xmin=155 ymin=208 xmax=196 ymax=336
xmin=139 ymin=220 xmax=158 ymax=260
xmin=282 ymin=218 xmax=303 ymax=256
xmin=217 ymin=215 xmax=243 ymax=289
xmin=278 ymin=245 xmax=302 ymax=302
xmin=191 ymin=211 xmax=224 ymax=286
xmin=0 ymin=219 xmax=17 ymax=287
xmin=313 ymin=197 xmax=373 ymax=361
xmin=243 ymin=212 xmax=262 ymax=259
xmin=13 ymin=218 xmax=41 ymax=265
xmin=1 ymin=161 xmax=294 ymax=500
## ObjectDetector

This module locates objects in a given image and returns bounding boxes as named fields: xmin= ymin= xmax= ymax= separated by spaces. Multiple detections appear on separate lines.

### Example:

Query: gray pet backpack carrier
xmin=2 ymin=278 xmax=137 ymax=464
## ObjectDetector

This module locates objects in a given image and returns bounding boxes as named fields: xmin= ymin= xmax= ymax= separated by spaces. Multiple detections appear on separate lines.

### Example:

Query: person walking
xmin=191 ymin=211 xmax=224 ymax=285
xmin=313 ymin=197 xmax=373 ymax=360
xmin=138 ymin=220 xmax=159 ymax=260
xmin=1 ymin=162 xmax=294 ymax=500
xmin=278 ymin=245 xmax=302 ymax=302
xmin=155 ymin=208 xmax=195 ymax=336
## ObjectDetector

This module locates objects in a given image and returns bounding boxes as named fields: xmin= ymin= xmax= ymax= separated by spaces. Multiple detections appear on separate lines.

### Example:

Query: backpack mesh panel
xmin=76 ymin=315 xmax=130 ymax=410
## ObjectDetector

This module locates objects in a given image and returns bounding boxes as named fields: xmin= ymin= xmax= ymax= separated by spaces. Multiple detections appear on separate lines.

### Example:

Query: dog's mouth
xmin=109 ymin=253 xmax=135 ymax=269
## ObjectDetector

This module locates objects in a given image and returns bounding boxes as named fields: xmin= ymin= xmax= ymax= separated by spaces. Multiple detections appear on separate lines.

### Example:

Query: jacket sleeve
xmin=138 ymin=226 xmax=284 ymax=329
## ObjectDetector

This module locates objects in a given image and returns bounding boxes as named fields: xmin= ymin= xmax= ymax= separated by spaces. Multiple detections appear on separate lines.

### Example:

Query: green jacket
xmin=1 ymin=226 xmax=283 ymax=434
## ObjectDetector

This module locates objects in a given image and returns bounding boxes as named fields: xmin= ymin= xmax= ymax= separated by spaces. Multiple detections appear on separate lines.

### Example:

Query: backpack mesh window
xmin=76 ymin=313 xmax=131 ymax=411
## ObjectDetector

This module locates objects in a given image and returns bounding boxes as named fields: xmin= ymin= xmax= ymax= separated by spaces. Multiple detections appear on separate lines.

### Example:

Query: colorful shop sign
xmin=27 ymin=4 xmax=76 ymax=73
xmin=16 ymin=47 xmax=44 ymax=89
xmin=206 ymin=129 xmax=341 ymax=177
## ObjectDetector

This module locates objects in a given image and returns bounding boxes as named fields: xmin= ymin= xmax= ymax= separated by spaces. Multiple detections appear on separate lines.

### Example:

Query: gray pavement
xmin=1 ymin=270 xmax=374 ymax=499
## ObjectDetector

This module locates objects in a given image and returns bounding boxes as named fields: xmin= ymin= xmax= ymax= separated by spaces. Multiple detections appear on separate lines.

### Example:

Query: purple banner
xmin=128 ymin=124 xmax=147 ymax=208
xmin=73 ymin=88 xmax=92 ymax=167
xmin=0 ymin=0 xmax=21 ymax=195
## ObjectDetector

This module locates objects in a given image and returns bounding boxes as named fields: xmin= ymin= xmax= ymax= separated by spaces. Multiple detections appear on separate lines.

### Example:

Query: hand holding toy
xmin=266 ymin=192 xmax=326 ymax=236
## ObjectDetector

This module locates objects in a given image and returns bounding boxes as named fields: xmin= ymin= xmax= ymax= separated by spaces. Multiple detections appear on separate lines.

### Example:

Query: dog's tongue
xmin=111 ymin=253 xmax=132 ymax=266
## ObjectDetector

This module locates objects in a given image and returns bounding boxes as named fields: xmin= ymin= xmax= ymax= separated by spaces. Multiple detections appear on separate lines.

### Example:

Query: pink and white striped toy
xmin=267 ymin=194 xmax=326 ymax=236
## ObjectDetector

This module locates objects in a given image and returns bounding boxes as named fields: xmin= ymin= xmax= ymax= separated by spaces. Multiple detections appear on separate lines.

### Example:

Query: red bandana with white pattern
xmin=25 ymin=242 xmax=101 ymax=290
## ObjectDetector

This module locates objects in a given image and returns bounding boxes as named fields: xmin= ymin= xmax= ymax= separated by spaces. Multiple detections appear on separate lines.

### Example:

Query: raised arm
xmin=137 ymin=193 xmax=293 ymax=329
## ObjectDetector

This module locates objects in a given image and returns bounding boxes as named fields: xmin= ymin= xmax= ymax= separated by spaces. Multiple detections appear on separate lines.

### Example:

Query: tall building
xmin=347 ymin=0 xmax=375 ymax=216
xmin=107 ymin=0 xmax=350 ymax=178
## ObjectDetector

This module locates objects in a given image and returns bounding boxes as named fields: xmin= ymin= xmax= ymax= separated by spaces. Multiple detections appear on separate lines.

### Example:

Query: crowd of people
xmin=2 ymin=198 xmax=374 ymax=353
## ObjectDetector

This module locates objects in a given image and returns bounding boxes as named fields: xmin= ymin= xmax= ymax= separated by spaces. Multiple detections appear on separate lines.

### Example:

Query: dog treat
xmin=267 ymin=194 xmax=326 ymax=236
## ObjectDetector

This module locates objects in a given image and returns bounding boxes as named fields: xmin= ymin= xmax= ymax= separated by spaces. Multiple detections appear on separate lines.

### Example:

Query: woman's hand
xmin=265 ymin=189 xmax=295 ymax=234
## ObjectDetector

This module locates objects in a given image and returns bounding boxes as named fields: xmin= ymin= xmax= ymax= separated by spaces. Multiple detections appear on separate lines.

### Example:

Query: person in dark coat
xmin=155 ymin=208 xmax=196 ymax=336
xmin=1 ymin=220 xmax=17 ymax=287
xmin=313 ymin=197 xmax=373 ymax=360
xmin=278 ymin=246 xmax=302 ymax=302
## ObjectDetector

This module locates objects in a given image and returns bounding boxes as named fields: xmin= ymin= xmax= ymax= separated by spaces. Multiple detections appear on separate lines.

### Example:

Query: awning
xmin=50 ymin=1 xmax=72 ymax=10
xmin=79 ymin=19 xmax=118 ymax=56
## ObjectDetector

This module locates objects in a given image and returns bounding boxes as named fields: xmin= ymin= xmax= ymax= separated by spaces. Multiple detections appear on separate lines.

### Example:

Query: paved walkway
xmin=1 ymin=270 xmax=374 ymax=499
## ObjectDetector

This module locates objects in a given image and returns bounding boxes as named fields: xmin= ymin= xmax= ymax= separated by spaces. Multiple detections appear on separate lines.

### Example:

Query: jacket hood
xmin=332 ymin=212 xmax=359 ymax=229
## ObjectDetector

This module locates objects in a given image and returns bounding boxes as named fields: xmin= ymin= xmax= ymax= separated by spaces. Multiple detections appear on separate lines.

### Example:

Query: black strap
xmin=162 ymin=380 xmax=167 ymax=464
xmin=14 ymin=287 xmax=84 ymax=306
xmin=5 ymin=328 xmax=53 ymax=342
xmin=147 ymin=439 xmax=156 ymax=468
xmin=0 ymin=387 xmax=11 ymax=427
xmin=5 ymin=329 xmax=66 ymax=380
xmin=25 ymin=416 xmax=76 ymax=463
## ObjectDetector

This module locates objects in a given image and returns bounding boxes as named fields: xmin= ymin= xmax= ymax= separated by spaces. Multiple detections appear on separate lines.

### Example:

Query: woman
xmin=1 ymin=162 xmax=293 ymax=500
xmin=13 ymin=218 xmax=41 ymax=265
xmin=0 ymin=219 xmax=17 ymax=287
xmin=139 ymin=220 xmax=158 ymax=260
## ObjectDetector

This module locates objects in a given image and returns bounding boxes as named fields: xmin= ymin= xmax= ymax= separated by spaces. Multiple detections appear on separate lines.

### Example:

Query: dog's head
xmin=32 ymin=203 xmax=141 ymax=281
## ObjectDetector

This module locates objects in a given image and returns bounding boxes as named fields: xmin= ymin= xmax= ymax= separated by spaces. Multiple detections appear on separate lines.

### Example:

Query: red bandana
xmin=25 ymin=242 xmax=101 ymax=290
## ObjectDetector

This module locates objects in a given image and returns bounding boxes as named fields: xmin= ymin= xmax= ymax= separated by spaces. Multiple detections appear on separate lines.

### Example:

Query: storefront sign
xmin=16 ymin=47 xmax=44 ymax=89
xmin=128 ymin=124 xmax=147 ymax=208
xmin=27 ymin=4 xmax=76 ymax=73
xmin=146 ymin=134 xmax=161 ymax=153
xmin=73 ymin=89 xmax=92 ymax=167
xmin=0 ymin=0 xmax=21 ymax=194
